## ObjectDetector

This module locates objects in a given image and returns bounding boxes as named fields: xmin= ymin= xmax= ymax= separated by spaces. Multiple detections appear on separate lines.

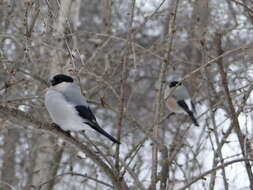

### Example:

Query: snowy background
xmin=0 ymin=0 xmax=253 ymax=189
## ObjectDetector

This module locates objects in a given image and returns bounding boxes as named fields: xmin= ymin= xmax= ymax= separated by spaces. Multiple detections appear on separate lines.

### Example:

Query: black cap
xmin=50 ymin=74 xmax=74 ymax=86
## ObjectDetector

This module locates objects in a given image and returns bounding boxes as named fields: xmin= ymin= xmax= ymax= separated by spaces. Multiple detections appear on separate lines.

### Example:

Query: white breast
xmin=45 ymin=89 xmax=89 ymax=131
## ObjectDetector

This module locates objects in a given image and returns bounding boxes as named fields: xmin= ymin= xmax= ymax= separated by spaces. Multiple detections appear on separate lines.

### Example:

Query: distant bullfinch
xmin=164 ymin=81 xmax=199 ymax=126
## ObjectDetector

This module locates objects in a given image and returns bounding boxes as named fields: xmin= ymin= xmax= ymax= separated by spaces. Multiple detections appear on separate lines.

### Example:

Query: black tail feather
xmin=87 ymin=121 xmax=120 ymax=144
xmin=75 ymin=105 xmax=120 ymax=144
xmin=187 ymin=111 xmax=199 ymax=127
xmin=177 ymin=100 xmax=199 ymax=127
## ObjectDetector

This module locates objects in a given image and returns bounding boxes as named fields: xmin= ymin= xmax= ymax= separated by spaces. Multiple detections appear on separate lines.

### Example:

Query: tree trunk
xmin=1 ymin=125 xmax=19 ymax=190
xmin=31 ymin=0 xmax=73 ymax=189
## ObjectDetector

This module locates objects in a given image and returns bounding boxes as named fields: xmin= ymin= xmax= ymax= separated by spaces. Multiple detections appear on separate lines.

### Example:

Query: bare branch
xmin=0 ymin=105 xmax=127 ymax=190
xmin=180 ymin=158 xmax=253 ymax=190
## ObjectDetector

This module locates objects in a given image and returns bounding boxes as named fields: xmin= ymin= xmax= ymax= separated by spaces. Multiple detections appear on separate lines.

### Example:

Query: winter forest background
xmin=1 ymin=0 xmax=253 ymax=189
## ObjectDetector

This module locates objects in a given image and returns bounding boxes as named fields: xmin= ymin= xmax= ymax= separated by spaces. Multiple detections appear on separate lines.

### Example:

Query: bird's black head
xmin=50 ymin=74 xmax=74 ymax=86
xmin=169 ymin=81 xmax=181 ymax=88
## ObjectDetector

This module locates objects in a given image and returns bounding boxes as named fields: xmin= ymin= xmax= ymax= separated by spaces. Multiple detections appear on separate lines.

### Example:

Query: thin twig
xmin=0 ymin=105 xmax=127 ymax=190
xmin=216 ymin=32 xmax=253 ymax=188
xmin=151 ymin=0 xmax=179 ymax=189
xmin=179 ymin=158 xmax=253 ymax=190
xmin=38 ymin=172 xmax=113 ymax=189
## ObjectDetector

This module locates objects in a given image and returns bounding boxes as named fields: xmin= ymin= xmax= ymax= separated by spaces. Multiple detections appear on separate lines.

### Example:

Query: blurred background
xmin=0 ymin=0 xmax=253 ymax=189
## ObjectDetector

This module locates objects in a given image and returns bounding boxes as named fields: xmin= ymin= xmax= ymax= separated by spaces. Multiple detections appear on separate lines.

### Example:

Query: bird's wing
xmin=177 ymin=100 xmax=199 ymax=126
xmin=176 ymin=100 xmax=191 ymax=114
xmin=173 ymin=85 xmax=191 ymax=100
xmin=75 ymin=105 xmax=120 ymax=144
xmin=61 ymin=83 xmax=87 ymax=106
xmin=75 ymin=105 xmax=97 ymax=124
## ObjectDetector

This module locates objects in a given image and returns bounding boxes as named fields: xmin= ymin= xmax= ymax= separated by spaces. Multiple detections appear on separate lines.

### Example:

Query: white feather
xmin=45 ymin=88 xmax=91 ymax=131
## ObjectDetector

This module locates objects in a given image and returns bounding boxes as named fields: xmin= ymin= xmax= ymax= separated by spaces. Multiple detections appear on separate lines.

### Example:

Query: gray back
xmin=172 ymin=84 xmax=190 ymax=100
xmin=164 ymin=83 xmax=190 ymax=101
xmin=61 ymin=83 xmax=87 ymax=106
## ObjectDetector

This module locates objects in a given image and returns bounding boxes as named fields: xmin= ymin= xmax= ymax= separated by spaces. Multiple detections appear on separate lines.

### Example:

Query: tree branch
xmin=0 ymin=105 xmax=127 ymax=190
xmin=179 ymin=158 xmax=253 ymax=190
xmin=215 ymin=32 xmax=253 ymax=188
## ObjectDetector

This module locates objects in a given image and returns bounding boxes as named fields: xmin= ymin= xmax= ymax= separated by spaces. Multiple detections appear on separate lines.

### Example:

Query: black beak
xmin=50 ymin=79 xmax=56 ymax=86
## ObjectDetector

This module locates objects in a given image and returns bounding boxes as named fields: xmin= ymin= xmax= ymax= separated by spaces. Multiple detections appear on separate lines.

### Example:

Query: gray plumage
xmin=164 ymin=81 xmax=190 ymax=100
xmin=45 ymin=74 xmax=120 ymax=144
xmin=164 ymin=81 xmax=199 ymax=126
xmin=60 ymin=83 xmax=86 ymax=105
